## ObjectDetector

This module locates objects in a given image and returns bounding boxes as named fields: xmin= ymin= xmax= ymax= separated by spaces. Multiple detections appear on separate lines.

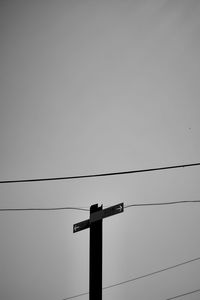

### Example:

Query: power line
xmin=0 ymin=162 xmax=200 ymax=184
xmin=62 ymin=256 xmax=200 ymax=299
xmin=166 ymin=288 xmax=200 ymax=300
xmin=1 ymin=200 xmax=200 ymax=212
xmin=62 ymin=291 xmax=88 ymax=300
xmin=125 ymin=200 xmax=200 ymax=208
xmin=0 ymin=206 xmax=89 ymax=212
xmin=103 ymin=256 xmax=200 ymax=290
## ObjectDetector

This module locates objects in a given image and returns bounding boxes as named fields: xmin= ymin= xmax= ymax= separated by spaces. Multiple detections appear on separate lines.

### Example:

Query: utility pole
xmin=73 ymin=202 xmax=124 ymax=300
xmin=89 ymin=204 xmax=103 ymax=300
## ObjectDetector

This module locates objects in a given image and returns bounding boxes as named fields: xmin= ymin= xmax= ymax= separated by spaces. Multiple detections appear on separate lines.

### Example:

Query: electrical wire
xmin=0 ymin=162 xmax=200 ymax=184
xmin=62 ymin=291 xmax=88 ymax=300
xmin=62 ymin=288 xmax=200 ymax=300
xmin=166 ymin=288 xmax=200 ymax=299
xmin=62 ymin=256 xmax=200 ymax=299
xmin=0 ymin=206 xmax=89 ymax=212
xmin=0 ymin=200 xmax=200 ymax=212
xmin=103 ymin=256 xmax=200 ymax=290
xmin=125 ymin=200 xmax=200 ymax=208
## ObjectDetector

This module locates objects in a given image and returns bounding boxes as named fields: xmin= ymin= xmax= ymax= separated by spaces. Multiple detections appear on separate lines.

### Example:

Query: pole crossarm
xmin=73 ymin=203 xmax=124 ymax=233
xmin=73 ymin=219 xmax=90 ymax=233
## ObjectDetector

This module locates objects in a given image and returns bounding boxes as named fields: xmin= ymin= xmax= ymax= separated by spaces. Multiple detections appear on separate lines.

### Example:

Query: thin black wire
xmin=0 ymin=162 xmax=200 ymax=184
xmin=62 ymin=256 xmax=200 ymax=299
xmin=125 ymin=200 xmax=200 ymax=208
xmin=103 ymin=256 xmax=200 ymax=290
xmin=0 ymin=206 xmax=89 ymax=212
xmin=62 ymin=292 xmax=88 ymax=300
xmin=1 ymin=200 xmax=200 ymax=212
xmin=166 ymin=288 xmax=200 ymax=299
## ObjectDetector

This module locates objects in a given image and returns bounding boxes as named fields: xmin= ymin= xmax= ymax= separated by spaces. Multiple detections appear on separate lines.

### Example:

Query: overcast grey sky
xmin=1 ymin=1 xmax=200 ymax=299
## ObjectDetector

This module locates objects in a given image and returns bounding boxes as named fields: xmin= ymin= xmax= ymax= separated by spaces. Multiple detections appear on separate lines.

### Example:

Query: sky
xmin=0 ymin=0 xmax=200 ymax=299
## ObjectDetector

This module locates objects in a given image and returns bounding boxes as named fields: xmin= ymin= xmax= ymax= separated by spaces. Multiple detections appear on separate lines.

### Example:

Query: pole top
xmin=73 ymin=202 xmax=124 ymax=233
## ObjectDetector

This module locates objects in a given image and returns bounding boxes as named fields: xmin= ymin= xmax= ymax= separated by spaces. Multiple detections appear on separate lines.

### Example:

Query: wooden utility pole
xmin=73 ymin=202 xmax=124 ymax=300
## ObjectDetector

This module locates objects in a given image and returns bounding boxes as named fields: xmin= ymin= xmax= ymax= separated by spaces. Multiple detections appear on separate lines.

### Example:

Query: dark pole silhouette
xmin=89 ymin=204 xmax=103 ymax=299
xmin=73 ymin=202 xmax=124 ymax=300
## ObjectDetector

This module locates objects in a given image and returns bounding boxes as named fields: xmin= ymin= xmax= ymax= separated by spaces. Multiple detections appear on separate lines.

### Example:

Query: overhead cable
xmin=1 ymin=200 xmax=200 ymax=212
xmin=0 ymin=162 xmax=200 ymax=184
xmin=125 ymin=200 xmax=200 ymax=208
xmin=0 ymin=206 xmax=89 ymax=212
xmin=166 ymin=288 xmax=200 ymax=299
xmin=62 ymin=291 xmax=88 ymax=300
xmin=62 ymin=256 xmax=200 ymax=299
xmin=103 ymin=256 xmax=200 ymax=290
